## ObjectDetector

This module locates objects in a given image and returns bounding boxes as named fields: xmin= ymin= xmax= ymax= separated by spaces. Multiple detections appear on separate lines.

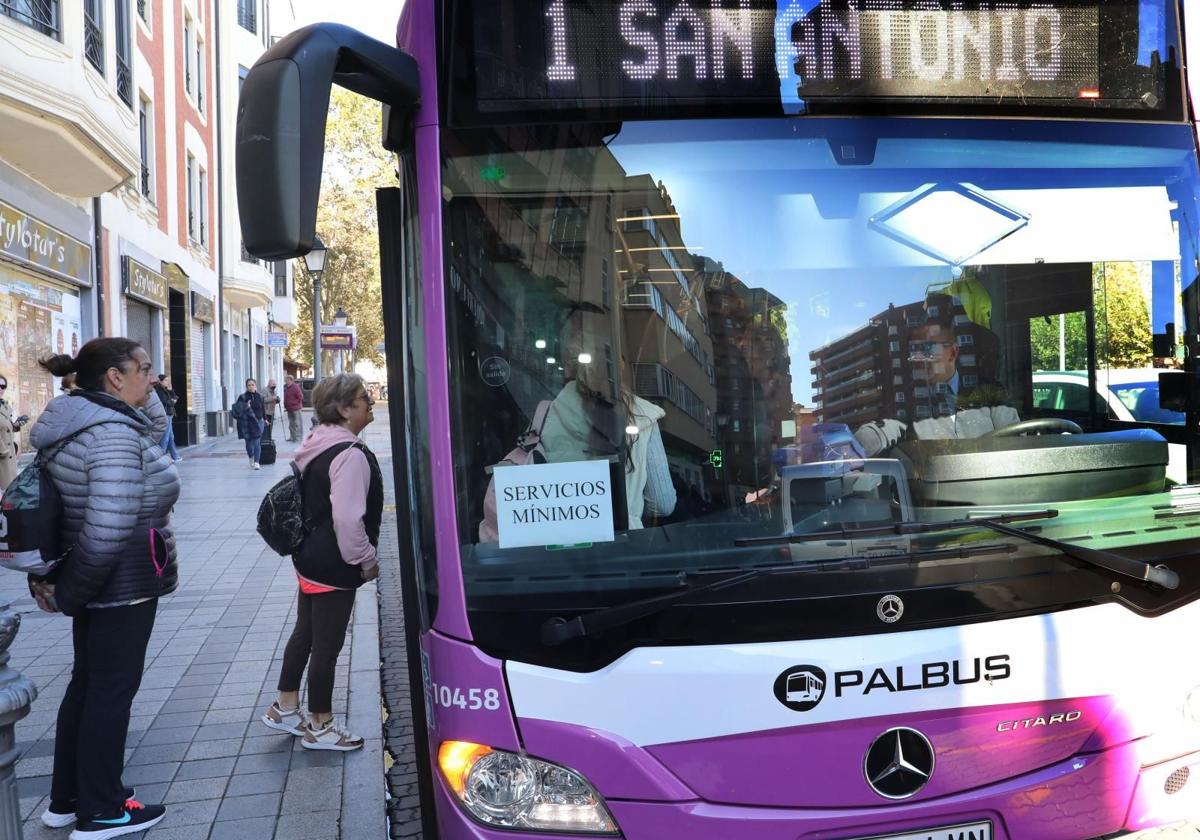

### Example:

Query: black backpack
xmin=256 ymin=442 xmax=360 ymax=556
xmin=0 ymin=424 xmax=109 ymax=574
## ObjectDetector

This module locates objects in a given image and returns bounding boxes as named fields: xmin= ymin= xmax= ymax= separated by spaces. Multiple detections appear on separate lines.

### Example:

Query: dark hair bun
xmin=39 ymin=353 xmax=78 ymax=377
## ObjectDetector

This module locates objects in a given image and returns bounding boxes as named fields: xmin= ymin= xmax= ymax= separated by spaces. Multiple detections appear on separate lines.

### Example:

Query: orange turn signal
xmin=438 ymin=740 xmax=493 ymax=795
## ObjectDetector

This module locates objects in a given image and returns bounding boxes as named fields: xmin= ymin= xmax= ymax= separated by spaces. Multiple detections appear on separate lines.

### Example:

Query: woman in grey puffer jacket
xmin=29 ymin=338 xmax=177 ymax=838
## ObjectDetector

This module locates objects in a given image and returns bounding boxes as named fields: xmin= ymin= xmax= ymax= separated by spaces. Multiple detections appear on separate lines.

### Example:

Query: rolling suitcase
xmin=259 ymin=438 xmax=277 ymax=466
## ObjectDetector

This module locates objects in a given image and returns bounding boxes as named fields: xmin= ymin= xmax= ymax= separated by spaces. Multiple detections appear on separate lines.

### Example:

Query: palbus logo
xmin=773 ymin=665 xmax=828 ymax=712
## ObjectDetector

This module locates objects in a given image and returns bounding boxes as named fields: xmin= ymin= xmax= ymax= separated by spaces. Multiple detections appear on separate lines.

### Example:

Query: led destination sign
xmin=460 ymin=0 xmax=1170 ymax=116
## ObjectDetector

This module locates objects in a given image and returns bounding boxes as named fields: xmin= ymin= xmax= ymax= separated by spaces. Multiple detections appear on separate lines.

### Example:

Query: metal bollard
xmin=0 ymin=605 xmax=37 ymax=840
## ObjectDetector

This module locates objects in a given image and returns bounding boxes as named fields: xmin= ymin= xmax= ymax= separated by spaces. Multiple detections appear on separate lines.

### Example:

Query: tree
xmin=1029 ymin=262 xmax=1152 ymax=371
xmin=290 ymin=88 xmax=397 ymax=370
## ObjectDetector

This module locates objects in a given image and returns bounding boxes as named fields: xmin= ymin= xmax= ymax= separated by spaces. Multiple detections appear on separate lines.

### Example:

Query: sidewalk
xmin=5 ymin=412 xmax=395 ymax=840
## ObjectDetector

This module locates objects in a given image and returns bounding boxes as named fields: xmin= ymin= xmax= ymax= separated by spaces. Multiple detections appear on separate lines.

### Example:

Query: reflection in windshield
xmin=442 ymin=118 xmax=1200 ymax=621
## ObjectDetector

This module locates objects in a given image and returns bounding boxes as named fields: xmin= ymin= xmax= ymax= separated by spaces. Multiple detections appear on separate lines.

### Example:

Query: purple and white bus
xmin=237 ymin=1 xmax=1200 ymax=836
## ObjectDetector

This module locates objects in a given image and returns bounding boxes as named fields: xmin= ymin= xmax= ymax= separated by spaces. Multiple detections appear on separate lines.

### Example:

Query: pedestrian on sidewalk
xmin=29 ymin=337 xmax=179 ymax=838
xmin=262 ymin=379 xmax=281 ymax=442
xmin=153 ymin=374 xmax=182 ymax=462
xmin=261 ymin=373 xmax=381 ymax=751
xmin=283 ymin=374 xmax=304 ymax=442
xmin=232 ymin=378 xmax=266 ymax=469
xmin=0 ymin=373 xmax=29 ymax=489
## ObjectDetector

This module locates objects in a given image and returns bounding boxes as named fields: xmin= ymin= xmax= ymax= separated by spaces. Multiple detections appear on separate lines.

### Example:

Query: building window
xmin=915 ymin=405 xmax=931 ymax=418
xmin=183 ymin=15 xmax=193 ymax=96
xmin=3 ymin=0 xmax=60 ymax=37
xmin=895 ymin=393 xmax=906 ymax=403
xmin=197 ymin=167 xmax=208 ymax=245
xmin=600 ymin=258 xmax=609 ymax=308
xmin=115 ymin=0 xmax=132 ymax=104
xmin=238 ymin=64 xmax=249 ymax=93
xmin=237 ymin=0 xmax=256 ymax=33
xmin=274 ymin=261 xmax=287 ymax=297
xmin=957 ymin=334 xmax=974 ymax=346
xmin=194 ymin=34 xmax=205 ymax=112
xmin=891 ymin=358 xmax=901 ymax=368
xmin=138 ymin=97 xmax=153 ymax=199
xmin=893 ymin=375 xmax=903 ymax=385
xmin=888 ymin=340 xmax=899 ymax=352
xmin=926 ymin=305 xmax=939 ymax=318
xmin=83 ymin=0 xmax=103 ymax=73
xmin=963 ymin=374 xmax=979 ymax=387
xmin=897 ymin=409 xmax=907 ymax=420
xmin=732 ymin=419 xmax=741 ymax=433
xmin=137 ymin=0 xmax=147 ymax=24
xmin=959 ymin=354 xmax=976 ymax=367
xmin=185 ymin=153 xmax=196 ymax=240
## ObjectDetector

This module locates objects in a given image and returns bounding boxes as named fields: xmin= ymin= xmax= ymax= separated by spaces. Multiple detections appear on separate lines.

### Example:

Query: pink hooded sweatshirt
xmin=293 ymin=425 xmax=378 ymax=576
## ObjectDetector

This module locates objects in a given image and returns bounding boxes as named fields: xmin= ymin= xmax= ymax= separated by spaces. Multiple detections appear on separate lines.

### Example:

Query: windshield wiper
xmin=540 ymin=542 xmax=1016 ymax=646
xmin=734 ymin=509 xmax=1060 ymax=546
xmin=974 ymin=520 xmax=1179 ymax=591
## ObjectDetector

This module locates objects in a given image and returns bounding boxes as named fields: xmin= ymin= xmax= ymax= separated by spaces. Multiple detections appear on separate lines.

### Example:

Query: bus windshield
xmin=441 ymin=117 xmax=1200 ymax=665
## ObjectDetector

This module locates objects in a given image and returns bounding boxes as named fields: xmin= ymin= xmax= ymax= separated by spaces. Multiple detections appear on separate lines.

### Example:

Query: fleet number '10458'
xmin=430 ymin=684 xmax=502 ymax=711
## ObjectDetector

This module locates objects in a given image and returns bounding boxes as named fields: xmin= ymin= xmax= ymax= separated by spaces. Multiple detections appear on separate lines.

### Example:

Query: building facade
xmin=0 ymin=0 xmax=293 ymax=448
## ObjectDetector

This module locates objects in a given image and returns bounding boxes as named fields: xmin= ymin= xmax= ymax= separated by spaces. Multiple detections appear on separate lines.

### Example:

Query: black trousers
xmin=50 ymin=599 xmax=157 ymax=818
xmin=278 ymin=588 xmax=356 ymax=714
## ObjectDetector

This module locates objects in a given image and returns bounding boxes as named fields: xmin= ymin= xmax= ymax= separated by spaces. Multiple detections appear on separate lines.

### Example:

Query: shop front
xmin=191 ymin=291 xmax=221 ymax=438
xmin=0 ymin=200 xmax=90 ymax=450
xmin=122 ymin=256 xmax=167 ymax=372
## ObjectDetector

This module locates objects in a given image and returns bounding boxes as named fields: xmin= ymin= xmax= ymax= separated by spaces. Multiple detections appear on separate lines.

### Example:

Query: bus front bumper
xmin=432 ymin=741 xmax=1200 ymax=839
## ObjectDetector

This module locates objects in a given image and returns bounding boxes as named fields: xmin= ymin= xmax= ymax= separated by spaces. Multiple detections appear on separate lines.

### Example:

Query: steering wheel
xmin=986 ymin=418 xmax=1083 ymax=438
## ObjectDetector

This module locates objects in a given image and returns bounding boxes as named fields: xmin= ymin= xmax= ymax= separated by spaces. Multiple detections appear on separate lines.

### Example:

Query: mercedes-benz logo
xmin=876 ymin=594 xmax=904 ymax=624
xmin=864 ymin=727 xmax=935 ymax=799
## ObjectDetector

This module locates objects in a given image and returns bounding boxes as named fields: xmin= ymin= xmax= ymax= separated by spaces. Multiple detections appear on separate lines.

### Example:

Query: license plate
xmin=852 ymin=821 xmax=993 ymax=840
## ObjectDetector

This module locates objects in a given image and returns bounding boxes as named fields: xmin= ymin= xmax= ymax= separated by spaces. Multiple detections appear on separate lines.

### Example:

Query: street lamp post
xmin=333 ymin=307 xmax=348 ymax=374
xmin=304 ymin=237 xmax=327 ymax=385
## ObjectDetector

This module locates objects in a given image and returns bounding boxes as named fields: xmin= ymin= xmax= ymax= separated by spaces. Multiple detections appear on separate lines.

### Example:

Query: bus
xmin=237 ymin=1 xmax=1200 ymax=837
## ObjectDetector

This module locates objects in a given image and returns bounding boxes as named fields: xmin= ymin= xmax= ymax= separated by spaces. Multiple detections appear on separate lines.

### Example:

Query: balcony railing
xmin=84 ymin=11 xmax=103 ymax=73
xmin=241 ymin=242 xmax=261 ymax=265
xmin=1 ymin=0 xmax=58 ymax=37
xmin=116 ymin=53 xmax=132 ymax=105
xmin=140 ymin=164 xmax=151 ymax=199
xmin=136 ymin=0 xmax=145 ymax=19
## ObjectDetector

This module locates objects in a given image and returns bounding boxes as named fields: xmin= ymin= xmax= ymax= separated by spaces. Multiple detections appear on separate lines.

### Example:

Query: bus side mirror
xmin=236 ymin=23 xmax=419 ymax=260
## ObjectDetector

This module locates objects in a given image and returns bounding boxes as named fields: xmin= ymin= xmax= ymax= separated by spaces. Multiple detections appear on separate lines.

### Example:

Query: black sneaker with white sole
xmin=42 ymin=789 xmax=136 ymax=829
xmin=68 ymin=801 xmax=165 ymax=840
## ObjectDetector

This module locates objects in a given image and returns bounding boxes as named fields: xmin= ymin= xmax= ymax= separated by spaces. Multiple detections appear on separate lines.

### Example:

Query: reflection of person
xmin=262 ymin=374 xmax=380 ymax=752
xmin=30 ymin=338 xmax=178 ymax=835
xmin=233 ymin=379 xmax=266 ymax=469
xmin=540 ymin=376 xmax=676 ymax=529
xmin=0 ymin=374 xmax=28 ymax=489
xmin=855 ymin=293 xmax=1018 ymax=456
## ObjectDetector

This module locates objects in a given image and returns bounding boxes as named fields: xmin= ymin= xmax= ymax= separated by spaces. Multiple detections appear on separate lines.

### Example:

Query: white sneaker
xmin=253 ymin=462 xmax=261 ymax=470
xmin=302 ymin=717 xmax=364 ymax=751
xmin=261 ymin=702 xmax=306 ymax=736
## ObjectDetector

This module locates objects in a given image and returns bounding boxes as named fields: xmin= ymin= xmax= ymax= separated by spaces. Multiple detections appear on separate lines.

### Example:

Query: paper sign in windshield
xmin=493 ymin=460 xmax=614 ymax=549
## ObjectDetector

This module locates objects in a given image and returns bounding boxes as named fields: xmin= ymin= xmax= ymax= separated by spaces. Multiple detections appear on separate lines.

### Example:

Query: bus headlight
xmin=437 ymin=740 xmax=619 ymax=834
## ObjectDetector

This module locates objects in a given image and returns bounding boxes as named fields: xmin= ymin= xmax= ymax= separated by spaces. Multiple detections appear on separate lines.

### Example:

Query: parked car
xmin=1032 ymin=369 xmax=1184 ymax=425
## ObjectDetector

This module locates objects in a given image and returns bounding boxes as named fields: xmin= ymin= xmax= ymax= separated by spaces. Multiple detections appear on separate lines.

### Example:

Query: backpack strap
xmin=35 ymin=422 xmax=120 ymax=467
xmin=298 ymin=440 xmax=368 ymax=526
xmin=531 ymin=400 xmax=553 ymax=435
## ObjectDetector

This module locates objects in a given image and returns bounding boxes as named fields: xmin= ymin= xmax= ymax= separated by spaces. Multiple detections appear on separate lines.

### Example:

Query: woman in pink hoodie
xmin=260 ymin=373 xmax=382 ymax=751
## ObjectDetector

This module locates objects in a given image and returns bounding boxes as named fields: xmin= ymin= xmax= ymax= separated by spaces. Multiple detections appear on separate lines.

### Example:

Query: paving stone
xmin=184 ymin=738 xmax=244 ymax=761
xmin=137 ymin=726 xmax=199 ymax=747
xmin=130 ymin=742 xmax=190 ymax=766
xmin=233 ymin=752 xmax=291 ymax=776
xmin=282 ymin=767 xmax=342 ymax=813
xmin=209 ymin=816 xmax=277 ymax=840
xmin=273 ymin=810 xmax=340 ymax=839
xmin=174 ymin=757 xmax=236 ymax=781
xmin=123 ymin=762 xmax=180 ymax=785
xmin=225 ymin=771 xmax=287 ymax=798
xmin=145 ymin=824 xmax=213 ymax=840
xmin=240 ymin=736 xmax=294 ymax=756
xmin=154 ymin=798 xmax=221 ymax=829
xmin=166 ymin=775 xmax=228 ymax=802
xmin=216 ymin=792 xmax=282 ymax=821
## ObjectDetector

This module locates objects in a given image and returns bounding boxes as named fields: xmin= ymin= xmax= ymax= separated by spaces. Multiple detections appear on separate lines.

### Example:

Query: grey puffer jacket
xmin=29 ymin=390 xmax=180 ymax=614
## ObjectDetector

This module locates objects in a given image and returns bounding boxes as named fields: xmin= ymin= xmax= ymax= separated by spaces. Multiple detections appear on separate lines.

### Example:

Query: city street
xmin=3 ymin=409 xmax=410 ymax=840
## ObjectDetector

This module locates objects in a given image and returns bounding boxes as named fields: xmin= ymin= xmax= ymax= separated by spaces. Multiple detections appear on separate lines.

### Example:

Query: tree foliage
xmin=1029 ymin=262 xmax=1152 ymax=371
xmin=290 ymin=88 xmax=397 ymax=370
